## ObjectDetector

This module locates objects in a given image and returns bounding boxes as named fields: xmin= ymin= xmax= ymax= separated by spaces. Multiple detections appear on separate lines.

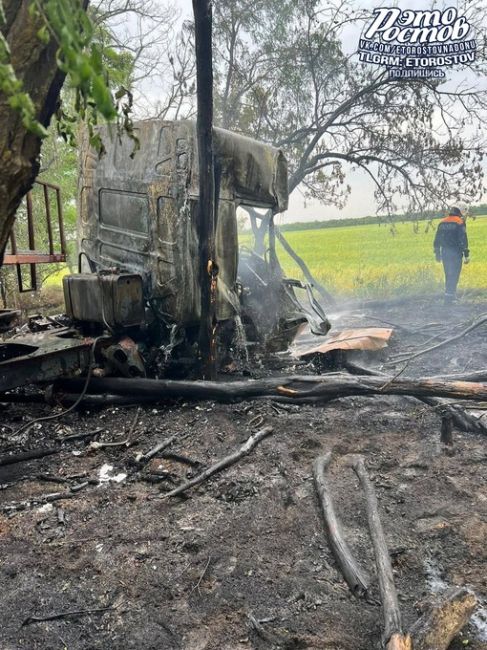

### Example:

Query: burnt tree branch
xmin=160 ymin=425 xmax=274 ymax=499
xmin=55 ymin=375 xmax=487 ymax=404
xmin=313 ymin=452 xmax=369 ymax=598
xmin=351 ymin=456 xmax=411 ymax=650
xmin=275 ymin=227 xmax=335 ymax=306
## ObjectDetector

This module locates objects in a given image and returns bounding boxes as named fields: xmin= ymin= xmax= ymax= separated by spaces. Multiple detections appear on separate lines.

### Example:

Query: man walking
xmin=434 ymin=207 xmax=470 ymax=303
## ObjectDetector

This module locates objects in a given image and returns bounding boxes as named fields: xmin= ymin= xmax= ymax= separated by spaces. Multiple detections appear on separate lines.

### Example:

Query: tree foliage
xmin=1 ymin=0 xmax=118 ymax=148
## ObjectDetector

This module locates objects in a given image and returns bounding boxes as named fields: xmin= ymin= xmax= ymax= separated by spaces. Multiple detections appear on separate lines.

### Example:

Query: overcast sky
xmin=140 ymin=0 xmax=485 ymax=224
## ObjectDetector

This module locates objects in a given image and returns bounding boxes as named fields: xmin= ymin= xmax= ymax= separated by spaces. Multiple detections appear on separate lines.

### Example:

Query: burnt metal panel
xmin=0 ymin=310 xmax=20 ymax=333
xmin=63 ymin=274 xmax=145 ymax=329
xmin=0 ymin=333 xmax=92 ymax=393
xmin=99 ymin=189 xmax=149 ymax=234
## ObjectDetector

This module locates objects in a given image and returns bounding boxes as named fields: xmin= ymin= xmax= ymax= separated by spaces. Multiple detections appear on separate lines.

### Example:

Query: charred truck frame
xmin=0 ymin=120 xmax=329 ymax=393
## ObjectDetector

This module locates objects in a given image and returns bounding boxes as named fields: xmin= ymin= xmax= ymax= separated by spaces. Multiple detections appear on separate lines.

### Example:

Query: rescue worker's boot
xmin=444 ymin=292 xmax=457 ymax=305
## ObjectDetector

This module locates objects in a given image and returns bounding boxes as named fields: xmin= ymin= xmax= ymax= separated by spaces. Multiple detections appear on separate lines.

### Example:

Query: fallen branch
xmin=126 ymin=407 xmax=140 ymax=441
xmin=190 ymin=555 xmax=212 ymax=595
xmin=161 ymin=426 xmax=274 ymax=499
xmin=389 ymin=313 xmax=487 ymax=365
xmin=56 ymin=375 xmax=487 ymax=404
xmin=160 ymin=452 xmax=201 ymax=467
xmin=36 ymin=473 xmax=68 ymax=484
xmin=22 ymin=603 xmax=116 ymax=626
xmin=345 ymin=362 xmax=487 ymax=384
xmin=2 ymin=481 xmax=89 ymax=513
xmin=56 ymin=428 xmax=103 ymax=443
xmin=425 ymin=369 xmax=487 ymax=383
xmin=248 ymin=613 xmax=289 ymax=647
xmin=89 ymin=438 xmax=130 ymax=450
xmin=409 ymin=587 xmax=477 ymax=650
xmin=0 ymin=446 xmax=59 ymax=467
xmin=136 ymin=431 xmax=186 ymax=465
xmin=343 ymin=363 xmax=487 ymax=435
xmin=352 ymin=456 xmax=411 ymax=650
xmin=313 ymin=452 xmax=369 ymax=598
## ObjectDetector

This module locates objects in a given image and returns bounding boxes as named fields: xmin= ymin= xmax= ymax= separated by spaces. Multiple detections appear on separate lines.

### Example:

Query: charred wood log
xmin=55 ymin=375 xmax=487 ymax=404
xmin=409 ymin=587 xmax=477 ymax=650
xmin=421 ymin=397 xmax=487 ymax=435
xmin=313 ymin=452 xmax=369 ymax=598
xmin=51 ymin=392 xmax=162 ymax=407
xmin=342 ymin=364 xmax=487 ymax=435
xmin=351 ymin=456 xmax=411 ymax=649
xmin=440 ymin=413 xmax=454 ymax=446
xmin=0 ymin=446 xmax=59 ymax=467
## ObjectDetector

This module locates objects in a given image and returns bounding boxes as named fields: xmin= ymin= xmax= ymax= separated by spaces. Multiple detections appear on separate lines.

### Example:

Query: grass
xmin=242 ymin=216 xmax=487 ymax=299
xmin=43 ymin=265 xmax=70 ymax=287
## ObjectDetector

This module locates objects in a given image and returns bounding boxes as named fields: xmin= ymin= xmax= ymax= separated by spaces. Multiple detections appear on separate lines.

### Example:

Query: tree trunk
xmin=192 ymin=0 xmax=216 ymax=379
xmin=0 ymin=0 xmax=68 ymax=261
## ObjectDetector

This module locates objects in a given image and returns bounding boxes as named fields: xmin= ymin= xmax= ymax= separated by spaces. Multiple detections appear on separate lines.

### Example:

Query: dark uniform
xmin=433 ymin=209 xmax=469 ymax=302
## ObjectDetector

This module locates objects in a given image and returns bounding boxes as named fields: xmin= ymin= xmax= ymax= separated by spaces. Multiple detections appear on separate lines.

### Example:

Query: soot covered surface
xmin=0 ymin=295 xmax=486 ymax=650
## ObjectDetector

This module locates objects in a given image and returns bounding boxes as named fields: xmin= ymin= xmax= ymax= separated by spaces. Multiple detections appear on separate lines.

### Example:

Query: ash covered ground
xmin=1 ymin=295 xmax=487 ymax=650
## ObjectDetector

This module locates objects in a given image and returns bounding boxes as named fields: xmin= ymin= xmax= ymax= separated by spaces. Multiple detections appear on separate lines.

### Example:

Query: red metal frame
xmin=3 ymin=180 xmax=67 ymax=292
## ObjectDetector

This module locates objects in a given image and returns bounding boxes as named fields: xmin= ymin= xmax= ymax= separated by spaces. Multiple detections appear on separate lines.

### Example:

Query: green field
xmin=245 ymin=216 xmax=487 ymax=299
xmin=43 ymin=216 xmax=487 ymax=300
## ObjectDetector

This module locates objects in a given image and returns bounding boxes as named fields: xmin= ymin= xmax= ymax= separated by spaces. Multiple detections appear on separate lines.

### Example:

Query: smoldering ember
xmin=0 ymin=1 xmax=487 ymax=649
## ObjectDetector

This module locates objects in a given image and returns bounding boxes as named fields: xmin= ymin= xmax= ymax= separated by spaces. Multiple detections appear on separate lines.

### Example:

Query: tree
xmin=90 ymin=0 xmax=178 ymax=103
xmin=183 ymin=0 xmax=486 ymax=251
xmin=0 ymin=0 xmax=130 ymax=263
xmin=151 ymin=19 xmax=196 ymax=121
xmin=0 ymin=0 xmax=67 ymax=259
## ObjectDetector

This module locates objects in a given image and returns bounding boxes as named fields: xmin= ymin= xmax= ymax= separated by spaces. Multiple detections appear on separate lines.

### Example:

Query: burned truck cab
xmin=0 ymin=120 xmax=328 ymax=392
xmin=64 ymin=119 xmax=326 ymax=367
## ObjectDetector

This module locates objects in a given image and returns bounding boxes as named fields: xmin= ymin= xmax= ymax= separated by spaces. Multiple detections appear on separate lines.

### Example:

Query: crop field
xmin=246 ymin=216 xmax=487 ymax=299
xmin=42 ymin=216 xmax=486 ymax=301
